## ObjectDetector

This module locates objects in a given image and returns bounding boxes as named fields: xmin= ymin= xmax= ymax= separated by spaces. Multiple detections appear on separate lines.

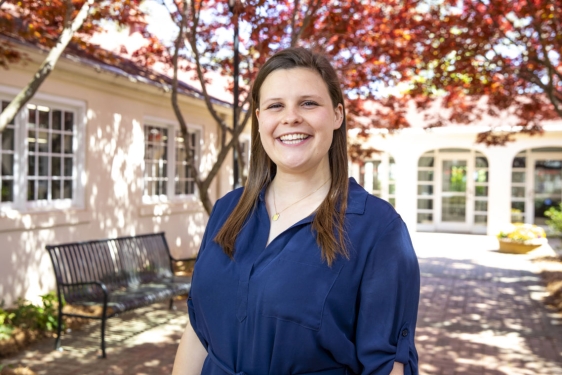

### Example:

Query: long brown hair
xmin=214 ymin=47 xmax=349 ymax=266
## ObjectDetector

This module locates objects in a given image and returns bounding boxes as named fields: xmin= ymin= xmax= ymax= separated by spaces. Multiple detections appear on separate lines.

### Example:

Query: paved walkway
xmin=1 ymin=233 xmax=562 ymax=374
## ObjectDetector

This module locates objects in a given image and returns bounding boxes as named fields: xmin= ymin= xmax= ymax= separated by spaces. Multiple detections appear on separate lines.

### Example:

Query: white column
xmin=486 ymin=148 xmax=513 ymax=236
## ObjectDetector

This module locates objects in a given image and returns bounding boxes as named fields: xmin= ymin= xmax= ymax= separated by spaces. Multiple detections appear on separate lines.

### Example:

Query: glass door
xmin=436 ymin=154 xmax=472 ymax=232
xmin=533 ymin=158 xmax=562 ymax=226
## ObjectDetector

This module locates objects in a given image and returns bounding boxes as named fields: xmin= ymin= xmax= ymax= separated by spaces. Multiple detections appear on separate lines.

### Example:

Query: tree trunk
xmin=0 ymin=0 xmax=93 ymax=133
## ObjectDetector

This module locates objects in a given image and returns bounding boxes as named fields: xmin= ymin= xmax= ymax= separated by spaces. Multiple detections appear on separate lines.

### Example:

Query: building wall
xmin=0 ymin=49 xmax=241 ymax=306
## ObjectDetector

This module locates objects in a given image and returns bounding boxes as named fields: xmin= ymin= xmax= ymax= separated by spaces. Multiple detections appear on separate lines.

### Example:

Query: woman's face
xmin=256 ymin=67 xmax=343 ymax=175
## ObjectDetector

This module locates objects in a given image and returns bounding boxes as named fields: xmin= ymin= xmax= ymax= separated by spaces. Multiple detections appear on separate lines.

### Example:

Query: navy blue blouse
xmin=188 ymin=178 xmax=420 ymax=375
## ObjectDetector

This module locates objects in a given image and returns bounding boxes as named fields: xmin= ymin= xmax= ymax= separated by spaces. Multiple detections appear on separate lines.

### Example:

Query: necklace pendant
xmin=272 ymin=213 xmax=280 ymax=221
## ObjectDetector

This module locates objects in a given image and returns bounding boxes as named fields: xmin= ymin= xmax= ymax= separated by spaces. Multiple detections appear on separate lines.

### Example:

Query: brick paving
xmin=1 ymin=233 xmax=561 ymax=374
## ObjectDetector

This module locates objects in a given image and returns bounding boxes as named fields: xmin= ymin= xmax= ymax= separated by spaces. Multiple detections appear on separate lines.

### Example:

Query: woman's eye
xmin=267 ymin=103 xmax=282 ymax=109
xmin=303 ymin=101 xmax=318 ymax=107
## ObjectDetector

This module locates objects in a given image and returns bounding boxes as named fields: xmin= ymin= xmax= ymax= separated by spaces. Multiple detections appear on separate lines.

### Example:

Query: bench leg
xmin=169 ymin=298 xmax=174 ymax=310
xmin=100 ymin=297 xmax=108 ymax=359
xmin=54 ymin=301 xmax=63 ymax=351
xmin=100 ymin=314 xmax=107 ymax=358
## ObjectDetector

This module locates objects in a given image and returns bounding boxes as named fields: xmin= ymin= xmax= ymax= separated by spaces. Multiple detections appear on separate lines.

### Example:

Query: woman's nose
xmin=282 ymin=106 xmax=303 ymax=125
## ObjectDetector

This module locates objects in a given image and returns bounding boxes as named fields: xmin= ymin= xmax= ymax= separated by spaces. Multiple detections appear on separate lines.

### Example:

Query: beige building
xmin=0 ymin=40 xmax=244 ymax=307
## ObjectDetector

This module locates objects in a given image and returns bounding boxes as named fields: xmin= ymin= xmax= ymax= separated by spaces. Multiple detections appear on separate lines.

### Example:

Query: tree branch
xmin=171 ymin=0 xmax=213 ymax=214
xmin=291 ymin=0 xmax=322 ymax=47
xmin=0 ymin=0 xmax=94 ymax=134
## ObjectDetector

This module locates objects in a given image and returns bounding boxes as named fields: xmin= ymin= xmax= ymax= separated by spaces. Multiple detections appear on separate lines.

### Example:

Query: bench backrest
xmin=46 ymin=232 xmax=174 ymax=302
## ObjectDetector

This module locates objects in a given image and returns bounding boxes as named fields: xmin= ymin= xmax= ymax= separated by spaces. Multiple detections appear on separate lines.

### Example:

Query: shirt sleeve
xmin=187 ymin=199 xmax=221 ymax=350
xmin=355 ymin=217 xmax=420 ymax=375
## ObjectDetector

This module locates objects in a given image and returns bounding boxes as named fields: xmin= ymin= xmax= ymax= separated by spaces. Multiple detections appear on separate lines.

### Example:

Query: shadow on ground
xmin=417 ymin=255 xmax=562 ymax=375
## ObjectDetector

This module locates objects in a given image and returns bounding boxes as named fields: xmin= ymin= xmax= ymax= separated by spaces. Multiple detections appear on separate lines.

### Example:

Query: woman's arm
xmin=172 ymin=321 xmax=208 ymax=375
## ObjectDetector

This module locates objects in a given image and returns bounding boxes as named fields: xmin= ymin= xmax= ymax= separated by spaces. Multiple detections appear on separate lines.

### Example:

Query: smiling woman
xmin=172 ymin=48 xmax=421 ymax=375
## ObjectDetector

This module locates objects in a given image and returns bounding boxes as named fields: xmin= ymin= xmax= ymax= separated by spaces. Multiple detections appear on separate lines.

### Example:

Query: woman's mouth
xmin=278 ymin=133 xmax=310 ymax=145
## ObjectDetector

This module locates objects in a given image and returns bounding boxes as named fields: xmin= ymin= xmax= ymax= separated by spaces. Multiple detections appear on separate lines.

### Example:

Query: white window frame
xmin=142 ymin=116 xmax=203 ymax=205
xmin=0 ymin=86 xmax=86 ymax=212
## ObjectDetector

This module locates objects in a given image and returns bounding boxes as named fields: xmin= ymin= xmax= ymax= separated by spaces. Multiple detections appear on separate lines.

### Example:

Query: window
xmin=143 ymin=124 xmax=200 ymax=199
xmin=0 ymin=96 xmax=83 ymax=211
xmin=357 ymin=152 xmax=396 ymax=206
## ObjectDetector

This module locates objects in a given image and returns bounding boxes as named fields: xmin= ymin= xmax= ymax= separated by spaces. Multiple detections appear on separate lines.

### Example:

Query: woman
xmin=172 ymin=47 xmax=420 ymax=375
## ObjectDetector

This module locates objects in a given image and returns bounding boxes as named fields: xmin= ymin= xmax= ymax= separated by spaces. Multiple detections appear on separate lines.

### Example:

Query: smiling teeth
xmin=279 ymin=134 xmax=309 ymax=141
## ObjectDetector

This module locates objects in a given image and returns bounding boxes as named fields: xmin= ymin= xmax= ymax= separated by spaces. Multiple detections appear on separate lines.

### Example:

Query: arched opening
xmin=356 ymin=153 xmax=396 ymax=206
xmin=511 ymin=147 xmax=562 ymax=225
xmin=417 ymin=148 xmax=489 ymax=234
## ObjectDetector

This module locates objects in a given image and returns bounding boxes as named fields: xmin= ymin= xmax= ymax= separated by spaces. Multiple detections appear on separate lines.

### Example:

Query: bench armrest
xmin=59 ymin=281 xmax=109 ymax=296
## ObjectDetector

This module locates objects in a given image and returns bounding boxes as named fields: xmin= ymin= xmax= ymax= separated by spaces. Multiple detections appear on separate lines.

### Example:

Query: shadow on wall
xmin=2 ymin=108 xmax=215 ymax=306
xmin=416 ymin=256 xmax=562 ymax=374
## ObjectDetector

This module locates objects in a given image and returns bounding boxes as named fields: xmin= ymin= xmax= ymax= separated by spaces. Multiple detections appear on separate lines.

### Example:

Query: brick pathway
xmin=1 ymin=233 xmax=561 ymax=374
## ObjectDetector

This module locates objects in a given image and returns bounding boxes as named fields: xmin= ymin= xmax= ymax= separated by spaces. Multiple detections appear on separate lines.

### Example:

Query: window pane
xmin=175 ymin=180 xmax=184 ymax=195
xmin=37 ymin=180 xmax=48 ymax=200
xmin=417 ymin=184 xmax=433 ymax=195
xmin=28 ymin=130 xmax=36 ymax=152
xmin=2 ymin=128 xmax=14 ymax=150
xmin=512 ymin=157 xmax=526 ymax=168
xmin=28 ymin=156 xmax=36 ymax=176
xmin=511 ymin=186 xmax=525 ymax=198
xmin=51 ymin=133 xmax=61 ymax=153
xmin=64 ymin=112 xmax=74 ymax=131
xmin=389 ymin=184 xmax=395 ymax=194
xmin=63 ymin=180 xmax=72 ymax=199
xmin=38 ymin=156 xmax=48 ymax=176
xmin=442 ymin=196 xmax=466 ymax=222
xmin=64 ymin=135 xmax=73 ymax=154
xmin=37 ymin=131 xmax=49 ymax=152
xmin=511 ymin=202 xmax=524 ymax=222
xmin=474 ymin=215 xmax=487 ymax=224
xmin=1 ymin=154 xmax=13 ymax=176
xmin=474 ymin=169 xmax=488 ymax=183
xmin=475 ymin=157 xmax=488 ymax=168
xmin=388 ymin=197 xmax=396 ymax=207
xmin=417 ymin=213 xmax=433 ymax=224
xmin=28 ymin=107 xmax=36 ymax=127
xmin=475 ymin=186 xmax=488 ymax=197
xmin=475 ymin=200 xmax=488 ymax=212
xmin=27 ymin=180 xmax=35 ymax=200
xmin=52 ymin=110 xmax=62 ymax=130
xmin=442 ymin=160 xmax=467 ymax=192
xmin=417 ymin=199 xmax=433 ymax=209
xmin=52 ymin=157 xmax=61 ymax=176
xmin=64 ymin=157 xmax=73 ymax=177
xmin=512 ymin=171 xmax=525 ymax=183
xmin=418 ymin=157 xmax=434 ymax=167
xmin=52 ymin=180 xmax=61 ymax=200
xmin=38 ymin=108 xmax=49 ymax=129
xmin=1 ymin=180 xmax=13 ymax=202
xmin=418 ymin=170 xmax=434 ymax=181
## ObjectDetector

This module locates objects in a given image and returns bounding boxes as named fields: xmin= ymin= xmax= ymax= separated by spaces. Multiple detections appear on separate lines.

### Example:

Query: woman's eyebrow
xmin=262 ymin=94 xmax=323 ymax=103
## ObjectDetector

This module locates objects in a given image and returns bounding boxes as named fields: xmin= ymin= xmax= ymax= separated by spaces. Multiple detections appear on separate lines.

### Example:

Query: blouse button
xmin=401 ymin=329 xmax=409 ymax=337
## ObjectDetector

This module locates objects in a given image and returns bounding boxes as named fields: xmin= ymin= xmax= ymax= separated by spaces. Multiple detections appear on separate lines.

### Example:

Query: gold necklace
xmin=271 ymin=178 xmax=331 ymax=221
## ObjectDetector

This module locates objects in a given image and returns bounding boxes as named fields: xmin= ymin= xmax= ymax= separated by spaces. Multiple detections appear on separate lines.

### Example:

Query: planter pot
xmin=498 ymin=239 xmax=542 ymax=254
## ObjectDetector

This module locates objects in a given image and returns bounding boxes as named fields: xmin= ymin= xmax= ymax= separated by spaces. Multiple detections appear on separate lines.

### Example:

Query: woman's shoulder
xmin=347 ymin=178 xmax=400 ymax=223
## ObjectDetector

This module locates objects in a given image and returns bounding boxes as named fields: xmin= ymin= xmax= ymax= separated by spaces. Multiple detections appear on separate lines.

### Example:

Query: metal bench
xmin=46 ymin=232 xmax=195 ymax=358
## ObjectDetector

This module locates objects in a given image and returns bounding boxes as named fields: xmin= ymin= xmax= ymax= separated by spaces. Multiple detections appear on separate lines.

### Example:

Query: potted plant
xmin=497 ymin=223 xmax=547 ymax=254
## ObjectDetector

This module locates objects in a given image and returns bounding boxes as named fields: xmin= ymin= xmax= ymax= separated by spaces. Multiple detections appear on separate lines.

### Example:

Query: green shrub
xmin=0 ymin=292 xmax=63 ymax=341
xmin=545 ymin=203 xmax=562 ymax=235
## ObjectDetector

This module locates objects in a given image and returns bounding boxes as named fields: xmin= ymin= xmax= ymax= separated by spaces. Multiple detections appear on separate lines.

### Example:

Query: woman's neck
xmin=270 ymin=164 xmax=332 ymax=201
